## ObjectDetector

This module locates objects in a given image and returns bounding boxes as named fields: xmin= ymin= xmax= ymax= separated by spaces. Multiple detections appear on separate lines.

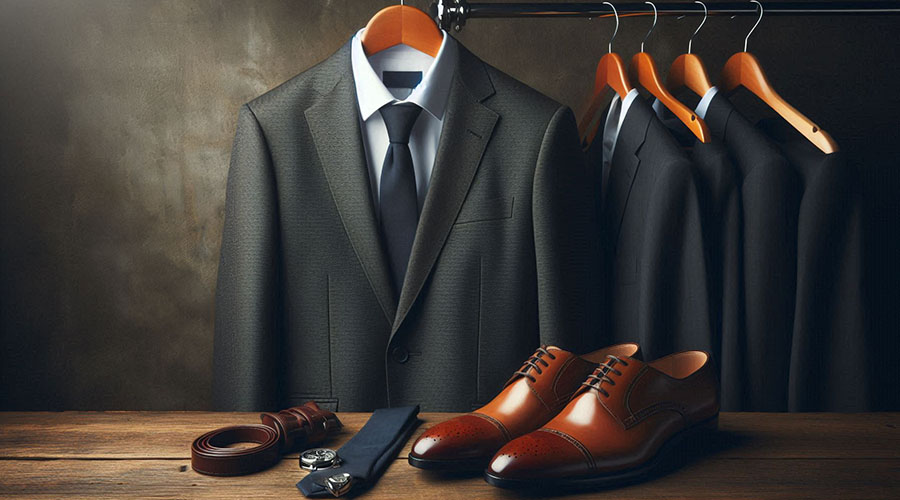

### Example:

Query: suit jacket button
xmin=391 ymin=347 xmax=409 ymax=364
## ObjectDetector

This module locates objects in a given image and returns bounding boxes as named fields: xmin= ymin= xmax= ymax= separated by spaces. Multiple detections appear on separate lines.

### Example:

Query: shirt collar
xmin=618 ymin=88 xmax=640 ymax=129
xmin=650 ymin=85 xmax=719 ymax=121
xmin=694 ymin=86 xmax=718 ymax=121
xmin=603 ymin=89 xmax=640 ymax=166
xmin=350 ymin=28 xmax=457 ymax=122
xmin=603 ymin=88 xmax=640 ymax=153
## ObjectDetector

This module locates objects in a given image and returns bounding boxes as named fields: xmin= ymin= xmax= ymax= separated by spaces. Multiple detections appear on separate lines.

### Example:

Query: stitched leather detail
xmin=623 ymin=367 xmax=689 ymax=429
xmin=537 ymin=428 xmax=595 ymax=470
xmin=621 ymin=402 xmax=687 ymax=429
xmin=623 ymin=365 xmax=649 ymax=420
xmin=551 ymin=356 xmax=577 ymax=405
xmin=472 ymin=412 xmax=512 ymax=441
xmin=596 ymin=391 xmax=626 ymax=429
xmin=526 ymin=379 xmax=553 ymax=413
xmin=594 ymin=364 xmax=651 ymax=429
xmin=556 ymin=390 xmax=577 ymax=406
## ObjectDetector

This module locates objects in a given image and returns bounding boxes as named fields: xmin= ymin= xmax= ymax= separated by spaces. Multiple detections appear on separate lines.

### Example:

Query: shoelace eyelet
xmin=581 ymin=355 xmax=629 ymax=397
xmin=513 ymin=346 xmax=557 ymax=382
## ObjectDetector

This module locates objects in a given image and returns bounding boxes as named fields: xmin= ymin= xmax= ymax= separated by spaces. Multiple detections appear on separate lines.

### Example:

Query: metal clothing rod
xmin=433 ymin=1 xmax=900 ymax=30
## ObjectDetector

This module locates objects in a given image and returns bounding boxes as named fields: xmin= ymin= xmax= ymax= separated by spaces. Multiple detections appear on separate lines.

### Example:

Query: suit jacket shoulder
xmin=635 ymin=99 xmax=694 ymax=174
xmin=452 ymin=42 xmax=569 ymax=158
xmin=245 ymin=41 xmax=352 ymax=122
xmin=477 ymin=57 xmax=562 ymax=119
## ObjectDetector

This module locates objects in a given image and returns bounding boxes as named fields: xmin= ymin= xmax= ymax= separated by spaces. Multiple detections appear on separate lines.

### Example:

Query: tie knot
xmin=381 ymin=103 xmax=423 ymax=144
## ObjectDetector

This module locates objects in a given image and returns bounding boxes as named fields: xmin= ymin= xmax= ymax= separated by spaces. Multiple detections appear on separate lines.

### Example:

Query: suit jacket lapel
xmin=305 ymin=42 xmax=397 ymax=325
xmin=602 ymin=97 xmax=653 ymax=255
xmin=391 ymin=44 xmax=498 ymax=335
xmin=704 ymin=92 xmax=735 ymax=142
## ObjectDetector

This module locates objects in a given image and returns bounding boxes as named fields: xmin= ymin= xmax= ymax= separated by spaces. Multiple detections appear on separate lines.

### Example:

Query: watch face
xmin=299 ymin=448 xmax=341 ymax=471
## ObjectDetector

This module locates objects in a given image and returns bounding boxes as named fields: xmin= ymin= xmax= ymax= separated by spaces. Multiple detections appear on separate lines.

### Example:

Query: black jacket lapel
xmin=704 ymin=92 xmax=735 ymax=142
xmin=602 ymin=96 xmax=653 ymax=255
xmin=391 ymin=45 xmax=498 ymax=335
xmin=305 ymin=42 xmax=397 ymax=325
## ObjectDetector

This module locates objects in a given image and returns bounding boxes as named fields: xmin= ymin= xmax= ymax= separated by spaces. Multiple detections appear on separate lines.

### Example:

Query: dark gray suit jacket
xmin=587 ymin=97 xmax=711 ymax=361
xmin=705 ymin=94 xmax=802 ymax=411
xmin=656 ymin=103 xmax=743 ymax=382
xmin=759 ymin=118 xmax=868 ymax=411
xmin=213 ymin=40 xmax=598 ymax=412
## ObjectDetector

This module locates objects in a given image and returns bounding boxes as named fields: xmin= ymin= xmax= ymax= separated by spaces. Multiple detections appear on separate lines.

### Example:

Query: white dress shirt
xmin=350 ymin=29 xmax=457 ymax=213
xmin=694 ymin=86 xmax=718 ymax=121
xmin=601 ymin=88 xmax=640 ymax=203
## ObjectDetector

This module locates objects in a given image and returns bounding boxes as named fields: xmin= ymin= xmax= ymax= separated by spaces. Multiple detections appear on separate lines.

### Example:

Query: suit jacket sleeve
xmin=532 ymin=106 xmax=600 ymax=352
xmin=213 ymin=104 xmax=280 ymax=411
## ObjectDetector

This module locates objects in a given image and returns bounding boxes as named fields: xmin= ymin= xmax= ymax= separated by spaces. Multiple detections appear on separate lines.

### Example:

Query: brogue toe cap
xmin=410 ymin=414 xmax=508 ymax=462
xmin=487 ymin=429 xmax=592 ymax=480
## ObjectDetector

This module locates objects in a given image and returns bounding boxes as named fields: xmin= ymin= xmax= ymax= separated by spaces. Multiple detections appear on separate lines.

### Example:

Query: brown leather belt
xmin=191 ymin=401 xmax=342 ymax=476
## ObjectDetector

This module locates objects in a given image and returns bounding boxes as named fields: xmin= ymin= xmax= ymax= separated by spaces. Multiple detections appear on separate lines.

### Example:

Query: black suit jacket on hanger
xmin=705 ymin=93 xmax=802 ymax=411
xmin=656 ymin=104 xmax=743 ymax=366
xmin=212 ymin=40 xmax=599 ymax=412
xmin=759 ymin=118 xmax=869 ymax=411
xmin=588 ymin=97 xmax=711 ymax=360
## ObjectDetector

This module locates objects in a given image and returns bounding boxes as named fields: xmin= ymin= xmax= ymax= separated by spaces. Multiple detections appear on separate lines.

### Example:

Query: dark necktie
xmin=378 ymin=103 xmax=422 ymax=296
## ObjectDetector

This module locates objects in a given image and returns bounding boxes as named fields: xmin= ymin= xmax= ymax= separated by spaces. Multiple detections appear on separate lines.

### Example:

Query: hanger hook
xmin=602 ymin=2 xmax=619 ymax=54
xmin=745 ymin=0 xmax=764 ymax=52
xmin=640 ymin=2 xmax=658 ymax=53
xmin=688 ymin=1 xmax=708 ymax=54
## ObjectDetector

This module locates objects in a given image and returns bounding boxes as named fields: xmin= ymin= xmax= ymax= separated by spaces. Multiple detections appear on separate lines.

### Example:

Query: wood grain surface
xmin=0 ymin=412 xmax=898 ymax=498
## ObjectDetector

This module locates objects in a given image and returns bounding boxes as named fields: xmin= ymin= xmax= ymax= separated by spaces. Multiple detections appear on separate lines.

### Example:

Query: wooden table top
xmin=0 ymin=412 xmax=898 ymax=499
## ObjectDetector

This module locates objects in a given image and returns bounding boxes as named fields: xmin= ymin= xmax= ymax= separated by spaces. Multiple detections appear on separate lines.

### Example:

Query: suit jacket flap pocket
xmin=455 ymin=196 xmax=514 ymax=225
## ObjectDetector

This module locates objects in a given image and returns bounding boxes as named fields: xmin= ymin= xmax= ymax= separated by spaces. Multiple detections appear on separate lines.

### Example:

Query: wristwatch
xmin=300 ymin=448 xmax=342 ymax=471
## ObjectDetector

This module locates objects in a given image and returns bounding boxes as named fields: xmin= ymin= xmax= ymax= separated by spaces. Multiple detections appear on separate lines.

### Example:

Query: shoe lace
xmin=582 ymin=355 xmax=629 ymax=397
xmin=513 ymin=346 xmax=557 ymax=383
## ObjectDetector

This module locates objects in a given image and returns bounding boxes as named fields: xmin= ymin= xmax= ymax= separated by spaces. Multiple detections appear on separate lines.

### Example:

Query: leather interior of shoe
xmin=649 ymin=351 xmax=709 ymax=379
xmin=578 ymin=342 xmax=640 ymax=363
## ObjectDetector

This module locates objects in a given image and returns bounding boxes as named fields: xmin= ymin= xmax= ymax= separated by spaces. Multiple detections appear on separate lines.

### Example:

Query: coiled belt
xmin=191 ymin=401 xmax=342 ymax=476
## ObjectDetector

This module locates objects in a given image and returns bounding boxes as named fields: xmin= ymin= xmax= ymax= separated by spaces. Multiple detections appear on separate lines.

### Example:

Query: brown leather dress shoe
xmin=408 ymin=343 xmax=641 ymax=471
xmin=485 ymin=351 xmax=719 ymax=489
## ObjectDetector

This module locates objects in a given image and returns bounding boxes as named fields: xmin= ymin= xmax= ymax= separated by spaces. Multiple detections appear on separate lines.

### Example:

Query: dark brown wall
xmin=1 ymin=0 xmax=897 ymax=410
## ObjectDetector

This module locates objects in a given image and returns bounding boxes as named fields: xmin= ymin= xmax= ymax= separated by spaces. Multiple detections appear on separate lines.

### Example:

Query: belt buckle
xmin=299 ymin=448 xmax=342 ymax=471
xmin=324 ymin=472 xmax=353 ymax=497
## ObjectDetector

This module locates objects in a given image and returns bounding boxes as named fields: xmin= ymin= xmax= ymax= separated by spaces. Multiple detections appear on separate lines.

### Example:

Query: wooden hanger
xmin=578 ymin=2 xmax=634 ymax=144
xmin=360 ymin=1 xmax=443 ymax=57
xmin=667 ymin=1 xmax=713 ymax=98
xmin=631 ymin=2 xmax=710 ymax=143
xmin=720 ymin=1 xmax=838 ymax=153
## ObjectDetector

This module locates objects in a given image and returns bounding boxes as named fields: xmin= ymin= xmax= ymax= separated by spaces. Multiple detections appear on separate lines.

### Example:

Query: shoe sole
xmin=483 ymin=414 xmax=719 ymax=490
xmin=408 ymin=454 xmax=492 ymax=472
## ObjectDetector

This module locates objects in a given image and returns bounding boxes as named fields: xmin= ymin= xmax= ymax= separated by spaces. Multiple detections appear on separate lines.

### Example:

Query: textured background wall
xmin=1 ymin=0 xmax=897 ymax=410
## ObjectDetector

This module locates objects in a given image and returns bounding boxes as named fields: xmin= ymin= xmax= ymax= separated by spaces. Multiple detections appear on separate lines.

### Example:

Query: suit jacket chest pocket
xmin=454 ymin=196 xmax=514 ymax=225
